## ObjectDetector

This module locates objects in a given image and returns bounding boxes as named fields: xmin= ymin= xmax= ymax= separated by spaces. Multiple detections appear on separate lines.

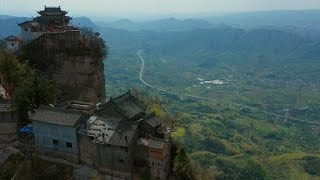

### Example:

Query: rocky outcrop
xmin=51 ymin=54 xmax=106 ymax=103
xmin=19 ymin=32 xmax=106 ymax=103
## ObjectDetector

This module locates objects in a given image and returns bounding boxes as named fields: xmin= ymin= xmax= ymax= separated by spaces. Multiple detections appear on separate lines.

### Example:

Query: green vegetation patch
xmin=215 ymin=156 xmax=271 ymax=180
xmin=202 ymin=137 xmax=239 ymax=156
xmin=172 ymin=127 xmax=186 ymax=140
xmin=303 ymin=156 xmax=320 ymax=176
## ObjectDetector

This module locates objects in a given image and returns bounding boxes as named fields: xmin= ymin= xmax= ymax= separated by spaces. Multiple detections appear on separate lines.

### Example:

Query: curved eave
xmin=38 ymin=11 xmax=68 ymax=16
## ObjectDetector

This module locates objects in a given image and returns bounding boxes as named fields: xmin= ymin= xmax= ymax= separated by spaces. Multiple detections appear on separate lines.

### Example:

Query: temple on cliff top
xmin=2 ymin=6 xmax=172 ymax=180
xmin=4 ymin=6 xmax=106 ymax=103
xmin=5 ymin=6 xmax=79 ymax=52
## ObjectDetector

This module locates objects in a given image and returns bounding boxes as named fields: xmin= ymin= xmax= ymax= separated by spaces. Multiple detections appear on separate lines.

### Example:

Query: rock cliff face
xmin=19 ymin=33 xmax=106 ymax=103
xmin=51 ymin=54 xmax=106 ymax=103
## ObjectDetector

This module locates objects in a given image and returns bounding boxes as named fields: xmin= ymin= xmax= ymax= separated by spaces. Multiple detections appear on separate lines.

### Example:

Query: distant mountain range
xmin=2 ymin=10 xmax=320 ymax=65
xmin=71 ymin=17 xmax=96 ymax=28
xmin=98 ymin=26 xmax=320 ymax=62
xmin=0 ymin=16 xmax=30 ymax=39
xmin=99 ymin=17 xmax=213 ymax=31
xmin=2 ymin=9 xmax=320 ymax=38
xmin=207 ymin=10 xmax=320 ymax=28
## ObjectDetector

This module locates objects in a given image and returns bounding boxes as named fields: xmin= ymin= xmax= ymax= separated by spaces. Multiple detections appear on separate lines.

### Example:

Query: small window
xmin=119 ymin=159 xmax=124 ymax=163
xmin=66 ymin=142 xmax=72 ymax=148
xmin=52 ymin=139 xmax=59 ymax=145
xmin=24 ymin=28 xmax=28 ymax=32
xmin=158 ymin=162 xmax=160 ymax=166
xmin=11 ymin=43 xmax=14 ymax=46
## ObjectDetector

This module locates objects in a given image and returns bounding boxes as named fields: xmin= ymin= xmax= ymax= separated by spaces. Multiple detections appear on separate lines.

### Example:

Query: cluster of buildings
xmin=4 ymin=6 xmax=80 ymax=53
xmin=1 ymin=6 xmax=172 ymax=180
xmin=30 ymin=91 xmax=171 ymax=179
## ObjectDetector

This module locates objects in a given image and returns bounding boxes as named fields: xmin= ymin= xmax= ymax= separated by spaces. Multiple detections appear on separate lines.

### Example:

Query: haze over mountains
xmin=2 ymin=8 xmax=320 ymax=178
xmin=3 ymin=9 xmax=320 ymax=64
xmin=2 ymin=9 xmax=320 ymax=36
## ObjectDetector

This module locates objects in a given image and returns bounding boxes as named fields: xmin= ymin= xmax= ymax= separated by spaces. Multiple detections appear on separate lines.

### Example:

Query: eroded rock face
xmin=51 ymin=54 xmax=106 ymax=103
xmin=19 ymin=33 xmax=107 ymax=103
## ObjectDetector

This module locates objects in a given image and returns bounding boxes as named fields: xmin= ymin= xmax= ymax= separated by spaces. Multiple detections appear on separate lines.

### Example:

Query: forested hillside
xmin=99 ymin=17 xmax=320 ymax=179
xmin=2 ymin=13 xmax=320 ymax=179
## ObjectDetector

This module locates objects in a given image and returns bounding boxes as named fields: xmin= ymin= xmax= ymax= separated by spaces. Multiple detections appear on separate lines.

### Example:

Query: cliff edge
xmin=19 ymin=31 xmax=107 ymax=103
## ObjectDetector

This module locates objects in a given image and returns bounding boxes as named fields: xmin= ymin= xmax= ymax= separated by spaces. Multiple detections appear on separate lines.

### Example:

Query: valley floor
xmin=105 ymin=51 xmax=320 ymax=179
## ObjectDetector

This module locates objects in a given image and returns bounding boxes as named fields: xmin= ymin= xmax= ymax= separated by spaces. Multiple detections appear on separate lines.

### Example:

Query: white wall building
xmin=4 ymin=35 xmax=21 ymax=53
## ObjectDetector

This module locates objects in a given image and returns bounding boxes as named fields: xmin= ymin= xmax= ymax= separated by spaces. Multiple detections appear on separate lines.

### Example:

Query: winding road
xmin=137 ymin=50 xmax=320 ymax=126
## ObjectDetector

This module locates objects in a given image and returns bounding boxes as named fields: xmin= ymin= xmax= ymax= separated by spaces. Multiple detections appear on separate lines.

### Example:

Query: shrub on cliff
xmin=0 ymin=50 xmax=58 ymax=120
xmin=80 ymin=27 xmax=108 ymax=58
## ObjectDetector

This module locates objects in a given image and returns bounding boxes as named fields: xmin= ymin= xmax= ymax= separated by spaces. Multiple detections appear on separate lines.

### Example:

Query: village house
xmin=29 ymin=91 xmax=171 ymax=179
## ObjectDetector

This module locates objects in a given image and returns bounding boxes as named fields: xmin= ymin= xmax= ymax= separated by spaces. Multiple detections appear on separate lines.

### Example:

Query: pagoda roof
xmin=34 ymin=16 xmax=71 ymax=22
xmin=37 ymin=6 xmax=67 ymax=15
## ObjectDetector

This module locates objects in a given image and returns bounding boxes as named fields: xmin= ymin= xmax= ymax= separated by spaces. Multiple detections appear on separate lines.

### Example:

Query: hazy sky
xmin=1 ymin=0 xmax=320 ymax=18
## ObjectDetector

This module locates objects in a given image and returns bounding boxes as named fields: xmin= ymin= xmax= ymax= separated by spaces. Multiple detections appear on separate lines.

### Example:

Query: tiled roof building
xmin=31 ymin=91 xmax=171 ymax=179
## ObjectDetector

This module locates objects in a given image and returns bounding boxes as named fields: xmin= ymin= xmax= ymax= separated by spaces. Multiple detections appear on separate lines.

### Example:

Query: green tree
xmin=0 ymin=52 xmax=21 ymax=97
xmin=13 ymin=70 xmax=58 ymax=114
xmin=80 ymin=27 xmax=108 ymax=58
xmin=0 ymin=50 xmax=58 ymax=123
xmin=174 ymin=148 xmax=189 ymax=177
